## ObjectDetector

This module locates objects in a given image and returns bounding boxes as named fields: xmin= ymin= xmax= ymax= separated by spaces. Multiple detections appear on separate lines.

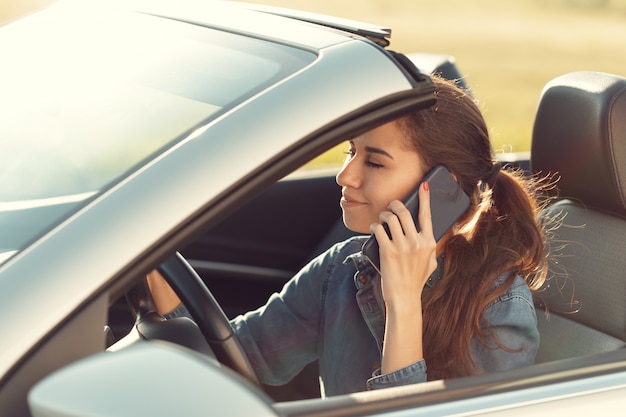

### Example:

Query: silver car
xmin=1 ymin=1 xmax=624 ymax=416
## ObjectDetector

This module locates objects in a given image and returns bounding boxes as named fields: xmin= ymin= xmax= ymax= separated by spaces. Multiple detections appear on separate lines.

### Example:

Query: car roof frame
xmin=239 ymin=3 xmax=392 ymax=47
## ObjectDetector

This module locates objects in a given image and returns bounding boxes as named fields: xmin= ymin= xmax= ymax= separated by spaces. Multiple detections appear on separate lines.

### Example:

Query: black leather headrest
xmin=531 ymin=71 xmax=626 ymax=216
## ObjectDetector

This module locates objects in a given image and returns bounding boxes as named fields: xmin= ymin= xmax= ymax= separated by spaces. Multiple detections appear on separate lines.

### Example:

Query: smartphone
xmin=362 ymin=165 xmax=470 ymax=273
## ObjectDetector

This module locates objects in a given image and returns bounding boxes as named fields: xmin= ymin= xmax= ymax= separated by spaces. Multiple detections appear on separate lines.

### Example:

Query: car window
xmin=0 ymin=10 xmax=315 ymax=262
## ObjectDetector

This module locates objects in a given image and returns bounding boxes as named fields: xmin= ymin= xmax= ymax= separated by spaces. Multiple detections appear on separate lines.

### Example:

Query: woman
xmin=147 ymin=75 xmax=551 ymax=396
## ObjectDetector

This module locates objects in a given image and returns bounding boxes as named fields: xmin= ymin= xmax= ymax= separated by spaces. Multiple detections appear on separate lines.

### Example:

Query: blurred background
xmin=3 ymin=0 xmax=626 ymax=157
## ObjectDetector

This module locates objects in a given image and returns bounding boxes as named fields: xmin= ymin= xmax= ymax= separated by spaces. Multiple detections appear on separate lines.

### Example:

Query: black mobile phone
xmin=362 ymin=165 xmax=470 ymax=273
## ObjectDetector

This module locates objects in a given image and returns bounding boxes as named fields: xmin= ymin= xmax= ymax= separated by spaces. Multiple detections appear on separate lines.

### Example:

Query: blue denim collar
xmin=346 ymin=251 xmax=444 ymax=290
xmin=345 ymin=252 xmax=377 ymax=289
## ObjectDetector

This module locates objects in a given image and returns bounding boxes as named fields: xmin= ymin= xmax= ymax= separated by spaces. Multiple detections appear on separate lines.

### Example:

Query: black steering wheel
xmin=128 ymin=252 xmax=260 ymax=386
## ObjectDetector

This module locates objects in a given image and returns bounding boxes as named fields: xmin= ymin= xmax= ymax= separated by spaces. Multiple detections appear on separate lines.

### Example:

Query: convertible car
xmin=0 ymin=1 xmax=624 ymax=416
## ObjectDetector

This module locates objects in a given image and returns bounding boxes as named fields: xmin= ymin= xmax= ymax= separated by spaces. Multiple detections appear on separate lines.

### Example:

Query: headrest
xmin=531 ymin=71 xmax=626 ymax=217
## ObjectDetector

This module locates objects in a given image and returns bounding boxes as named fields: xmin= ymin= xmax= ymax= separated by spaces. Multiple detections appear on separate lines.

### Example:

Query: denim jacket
xmin=229 ymin=236 xmax=538 ymax=397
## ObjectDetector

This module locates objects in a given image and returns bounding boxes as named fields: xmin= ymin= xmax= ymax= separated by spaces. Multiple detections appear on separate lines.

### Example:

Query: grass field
xmin=4 ymin=0 xmax=626 ymax=165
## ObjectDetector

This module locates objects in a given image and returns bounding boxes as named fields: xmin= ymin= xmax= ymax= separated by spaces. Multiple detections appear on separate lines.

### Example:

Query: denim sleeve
xmin=366 ymin=360 xmax=427 ymax=390
xmin=162 ymin=260 xmax=325 ymax=386
xmin=472 ymin=276 xmax=539 ymax=372
xmin=230 ymin=242 xmax=345 ymax=386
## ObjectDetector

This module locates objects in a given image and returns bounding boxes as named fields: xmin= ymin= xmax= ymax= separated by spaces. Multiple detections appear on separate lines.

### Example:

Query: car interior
xmin=105 ymin=66 xmax=626 ymax=407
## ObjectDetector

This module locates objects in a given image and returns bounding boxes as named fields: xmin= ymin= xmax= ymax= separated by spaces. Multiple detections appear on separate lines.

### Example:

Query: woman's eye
xmin=365 ymin=160 xmax=384 ymax=169
xmin=343 ymin=146 xmax=382 ymax=168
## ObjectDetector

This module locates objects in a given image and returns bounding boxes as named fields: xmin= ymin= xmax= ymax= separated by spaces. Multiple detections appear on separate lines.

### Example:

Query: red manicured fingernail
xmin=423 ymin=181 xmax=429 ymax=191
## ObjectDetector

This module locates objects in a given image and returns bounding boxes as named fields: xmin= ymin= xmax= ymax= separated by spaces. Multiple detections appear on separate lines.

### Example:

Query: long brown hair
xmin=397 ymin=76 xmax=552 ymax=379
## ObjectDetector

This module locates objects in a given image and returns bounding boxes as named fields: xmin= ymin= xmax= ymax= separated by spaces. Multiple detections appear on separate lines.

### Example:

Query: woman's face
xmin=336 ymin=121 xmax=427 ymax=234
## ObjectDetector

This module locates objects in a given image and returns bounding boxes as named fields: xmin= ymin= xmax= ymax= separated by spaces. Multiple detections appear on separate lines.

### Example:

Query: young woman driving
xmin=147 ymin=75 xmax=550 ymax=396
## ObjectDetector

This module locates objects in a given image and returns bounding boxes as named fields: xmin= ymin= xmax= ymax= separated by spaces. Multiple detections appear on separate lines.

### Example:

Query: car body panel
xmin=28 ymin=343 xmax=626 ymax=417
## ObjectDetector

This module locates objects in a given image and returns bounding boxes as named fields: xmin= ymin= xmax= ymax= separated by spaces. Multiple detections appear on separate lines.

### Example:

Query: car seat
xmin=530 ymin=71 xmax=626 ymax=363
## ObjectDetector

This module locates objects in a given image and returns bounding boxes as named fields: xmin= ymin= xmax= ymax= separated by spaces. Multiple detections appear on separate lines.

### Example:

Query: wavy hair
xmin=397 ymin=75 xmax=555 ymax=379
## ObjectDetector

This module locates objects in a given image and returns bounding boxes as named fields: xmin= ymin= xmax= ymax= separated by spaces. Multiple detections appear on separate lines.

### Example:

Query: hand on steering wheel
xmin=129 ymin=253 xmax=260 ymax=385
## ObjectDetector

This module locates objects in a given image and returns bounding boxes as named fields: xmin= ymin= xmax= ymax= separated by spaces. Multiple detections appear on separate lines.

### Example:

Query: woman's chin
xmin=342 ymin=218 xmax=371 ymax=235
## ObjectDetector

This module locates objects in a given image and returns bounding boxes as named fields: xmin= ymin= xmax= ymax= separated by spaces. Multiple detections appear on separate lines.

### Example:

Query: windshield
xmin=0 ymin=8 xmax=315 ymax=263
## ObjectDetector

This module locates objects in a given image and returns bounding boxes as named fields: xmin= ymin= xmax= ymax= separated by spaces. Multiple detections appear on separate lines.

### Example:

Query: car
xmin=0 ymin=0 xmax=624 ymax=416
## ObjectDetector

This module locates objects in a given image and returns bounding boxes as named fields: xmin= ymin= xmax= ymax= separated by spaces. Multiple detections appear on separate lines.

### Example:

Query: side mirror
xmin=28 ymin=341 xmax=280 ymax=417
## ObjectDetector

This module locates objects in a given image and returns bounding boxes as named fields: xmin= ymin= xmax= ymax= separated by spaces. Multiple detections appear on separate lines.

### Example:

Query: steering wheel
xmin=127 ymin=252 xmax=260 ymax=386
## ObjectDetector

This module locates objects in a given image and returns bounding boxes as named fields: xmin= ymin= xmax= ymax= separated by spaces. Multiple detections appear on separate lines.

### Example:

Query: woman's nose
xmin=336 ymin=159 xmax=359 ymax=188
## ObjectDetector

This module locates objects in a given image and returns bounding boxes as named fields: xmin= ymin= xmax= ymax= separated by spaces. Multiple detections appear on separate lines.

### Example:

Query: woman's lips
xmin=340 ymin=195 xmax=365 ymax=209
